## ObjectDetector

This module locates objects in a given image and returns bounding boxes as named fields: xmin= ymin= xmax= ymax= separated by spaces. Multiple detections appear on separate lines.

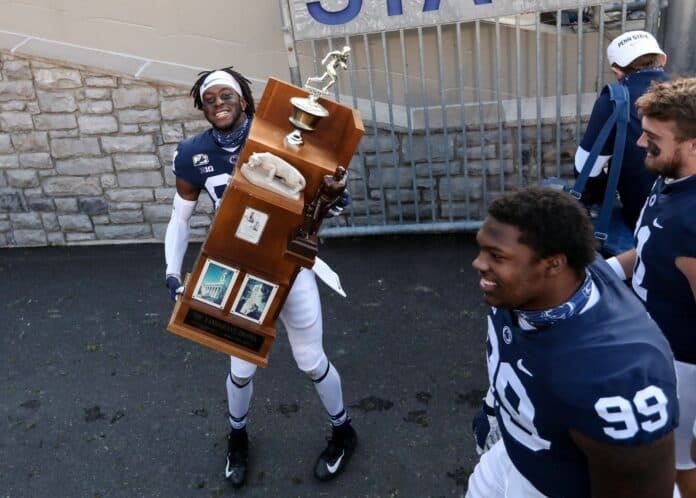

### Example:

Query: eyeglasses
xmin=202 ymin=93 xmax=238 ymax=107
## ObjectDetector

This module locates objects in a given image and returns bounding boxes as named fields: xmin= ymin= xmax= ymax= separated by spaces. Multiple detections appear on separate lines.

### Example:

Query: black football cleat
xmin=225 ymin=428 xmax=248 ymax=488
xmin=313 ymin=421 xmax=357 ymax=481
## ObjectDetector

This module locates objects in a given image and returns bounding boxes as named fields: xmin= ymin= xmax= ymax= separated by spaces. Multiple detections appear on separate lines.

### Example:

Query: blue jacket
xmin=579 ymin=68 xmax=669 ymax=227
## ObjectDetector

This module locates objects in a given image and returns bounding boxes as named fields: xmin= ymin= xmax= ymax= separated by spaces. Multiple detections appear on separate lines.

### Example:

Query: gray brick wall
xmin=346 ymin=118 xmax=583 ymax=226
xmin=0 ymin=51 xmax=205 ymax=246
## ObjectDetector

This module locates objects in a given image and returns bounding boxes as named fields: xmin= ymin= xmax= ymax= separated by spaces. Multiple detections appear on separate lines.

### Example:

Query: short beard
xmin=647 ymin=148 xmax=683 ymax=179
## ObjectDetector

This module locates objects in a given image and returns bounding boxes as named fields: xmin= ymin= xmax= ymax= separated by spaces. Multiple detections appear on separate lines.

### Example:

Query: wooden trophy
xmin=167 ymin=47 xmax=364 ymax=367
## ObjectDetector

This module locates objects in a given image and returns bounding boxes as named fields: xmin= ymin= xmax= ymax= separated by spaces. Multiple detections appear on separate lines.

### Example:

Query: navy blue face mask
xmin=212 ymin=116 xmax=251 ymax=150
xmin=515 ymin=271 xmax=593 ymax=329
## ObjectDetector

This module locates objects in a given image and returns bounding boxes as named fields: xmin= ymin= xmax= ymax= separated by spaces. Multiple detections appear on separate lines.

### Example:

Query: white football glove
xmin=472 ymin=389 xmax=501 ymax=456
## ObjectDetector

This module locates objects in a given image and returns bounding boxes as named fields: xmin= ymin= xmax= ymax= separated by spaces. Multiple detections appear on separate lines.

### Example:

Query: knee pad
xmin=281 ymin=270 xmax=326 ymax=371
xmin=229 ymin=373 xmax=253 ymax=388
xmin=280 ymin=269 xmax=321 ymax=329
xmin=289 ymin=327 xmax=325 ymax=373
xmin=229 ymin=356 xmax=257 ymax=381
xmin=303 ymin=354 xmax=329 ymax=381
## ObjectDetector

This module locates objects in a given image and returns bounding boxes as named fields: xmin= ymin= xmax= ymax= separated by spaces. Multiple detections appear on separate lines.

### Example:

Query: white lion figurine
xmin=240 ymin=152 xmax=306 ymax=200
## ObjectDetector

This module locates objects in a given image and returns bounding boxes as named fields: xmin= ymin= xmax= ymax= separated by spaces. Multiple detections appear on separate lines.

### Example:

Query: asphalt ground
xmin=1 ymin=233 xmax=490 ymax=498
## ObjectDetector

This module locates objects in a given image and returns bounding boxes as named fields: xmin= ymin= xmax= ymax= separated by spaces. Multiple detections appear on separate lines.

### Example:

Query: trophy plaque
xmin=167 ymin=51 xmax=364 ymax=367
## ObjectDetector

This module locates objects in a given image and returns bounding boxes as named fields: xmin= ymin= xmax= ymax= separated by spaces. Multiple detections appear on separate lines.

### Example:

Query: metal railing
xmin=280 ymin=1 xmax=660 ymax=237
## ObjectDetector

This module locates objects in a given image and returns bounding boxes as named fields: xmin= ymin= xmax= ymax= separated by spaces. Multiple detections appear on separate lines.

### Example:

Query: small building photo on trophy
xmin=192 ymin=259 xmax=240 ymax=309
xmin=231 ymin=274 xmax=279 ymax=324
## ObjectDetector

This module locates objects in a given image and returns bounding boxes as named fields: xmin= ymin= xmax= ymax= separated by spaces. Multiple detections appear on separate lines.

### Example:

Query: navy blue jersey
xmin=632 ymin=175 xmax=696 ymax=364
xmin=486 ymin=258 xmax=678 ymax=497
xmin=172 ymin=128 xmax=248 ymax=208
xmin=580 ymin=69 xmax=669 ymax=226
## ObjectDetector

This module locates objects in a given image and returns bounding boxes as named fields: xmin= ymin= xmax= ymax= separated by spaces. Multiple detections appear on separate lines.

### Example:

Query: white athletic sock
xmin=226 ymin=374 xmax=253 ymax=430
xmin=312 ymin=362 xmax=347 ymax=426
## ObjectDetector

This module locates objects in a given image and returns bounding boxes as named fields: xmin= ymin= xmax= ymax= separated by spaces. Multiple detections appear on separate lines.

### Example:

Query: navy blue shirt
xmin=486 ymin=258 xmax=678 ymax=497
xmin=580 ymin=69 xmax=670 ymax=227
xmin=172 ymin=127 xmax=249 ymax=208
xmin=632 ymin=175 xmax=696 ymax=364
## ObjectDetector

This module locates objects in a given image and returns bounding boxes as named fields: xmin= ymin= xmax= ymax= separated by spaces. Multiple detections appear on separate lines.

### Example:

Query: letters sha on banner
xmin=288 ymin=0 xmax=593 ymax=41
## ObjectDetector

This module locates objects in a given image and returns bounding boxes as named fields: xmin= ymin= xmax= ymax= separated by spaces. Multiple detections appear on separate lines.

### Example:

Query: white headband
xmin=199 ymin=70 xmax=243 ymax=100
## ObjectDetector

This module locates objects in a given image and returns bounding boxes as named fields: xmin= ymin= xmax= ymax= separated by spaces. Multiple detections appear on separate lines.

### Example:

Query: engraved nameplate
xmin=184 ymin=309 xmax=264 ymax=352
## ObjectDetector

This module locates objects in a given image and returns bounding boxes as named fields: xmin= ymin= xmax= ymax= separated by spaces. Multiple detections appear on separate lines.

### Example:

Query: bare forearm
xmin=675 ymin=256 xmax=696 ymax=301
xmin=613 ymin=249 xmax=637 ymax=279
xmin=571 ymin=430 xmax=675 ymax=498
xmin=589 ymin=469 xmax=675 ymax=498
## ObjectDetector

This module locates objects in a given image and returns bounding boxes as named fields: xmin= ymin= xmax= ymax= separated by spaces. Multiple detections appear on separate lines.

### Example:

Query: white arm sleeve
xmin=605 ymin=256 xmax=627 ymax=281
xmin=164 ymin=193 xmax=197 ymax=279
xmin=575 ymin=146 xmax=611 ymax=177
xmin=484 ymin=385 xmax=496 ymax=409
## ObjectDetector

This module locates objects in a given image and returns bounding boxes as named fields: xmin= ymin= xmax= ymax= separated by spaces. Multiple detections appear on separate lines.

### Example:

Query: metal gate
xmin=279 ymin=1 xmax=661 ymax=237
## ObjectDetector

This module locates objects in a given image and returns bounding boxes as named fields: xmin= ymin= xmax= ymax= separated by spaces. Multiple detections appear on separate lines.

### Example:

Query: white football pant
xmin=675 ymin=360 xmax=696 ymax=470
xmin=229 ymin=267 xmax=326 ymax=379
xmin=466 ymin=440 xmax=547 ymax=498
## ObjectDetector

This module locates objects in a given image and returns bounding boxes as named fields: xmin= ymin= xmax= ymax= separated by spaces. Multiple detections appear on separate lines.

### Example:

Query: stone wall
xmin=0 ymin=51 xmax=216 ymax=247
xmin=0 ymin=50 xmax=583 ymax=247
xmin=347 ymin=121 xmax=580 ymax=226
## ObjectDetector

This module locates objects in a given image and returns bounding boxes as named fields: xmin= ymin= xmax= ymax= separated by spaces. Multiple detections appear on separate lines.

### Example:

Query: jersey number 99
xmin=594 ymin=385 xmax=669 ymax=440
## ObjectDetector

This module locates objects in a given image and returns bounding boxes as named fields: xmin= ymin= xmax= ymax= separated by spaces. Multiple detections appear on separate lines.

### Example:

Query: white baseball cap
xmin=607 ymin=30 xmax=666 ymax=67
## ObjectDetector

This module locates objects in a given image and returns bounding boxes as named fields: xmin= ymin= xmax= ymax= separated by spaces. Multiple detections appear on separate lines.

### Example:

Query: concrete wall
xmin=0 ymin=0 xmax=289 ymax=85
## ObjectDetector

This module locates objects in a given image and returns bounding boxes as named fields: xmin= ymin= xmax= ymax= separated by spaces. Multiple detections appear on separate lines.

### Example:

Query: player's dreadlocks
xmin=190 ymin=67 xmax=255 ymax=117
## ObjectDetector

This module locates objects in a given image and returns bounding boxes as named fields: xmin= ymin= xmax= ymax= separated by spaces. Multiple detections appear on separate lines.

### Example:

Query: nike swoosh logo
xmin=516 ymin=359 xmax=533 ymax=377
xmin=326 ymin=451 xmax=344 ymax=474
xmin=652 ymin=218 xmax=663 ymax=229
xmin=225 ymin=459 xmax=239 ymax=479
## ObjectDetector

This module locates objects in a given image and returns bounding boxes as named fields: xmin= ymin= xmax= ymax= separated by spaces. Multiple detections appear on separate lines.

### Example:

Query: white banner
xmin=289 ymin=0 xmax=599 ymax=41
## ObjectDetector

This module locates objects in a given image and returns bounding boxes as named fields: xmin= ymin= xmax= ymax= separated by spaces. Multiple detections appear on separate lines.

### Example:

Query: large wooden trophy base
xmin=167 ymin=77 xmax=363 ymax=367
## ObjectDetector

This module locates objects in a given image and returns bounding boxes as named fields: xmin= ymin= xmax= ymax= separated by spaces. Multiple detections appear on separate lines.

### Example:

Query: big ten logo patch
xmin=193 ymin=154 xmax=210 ymax=167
